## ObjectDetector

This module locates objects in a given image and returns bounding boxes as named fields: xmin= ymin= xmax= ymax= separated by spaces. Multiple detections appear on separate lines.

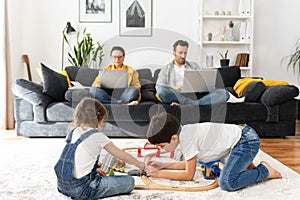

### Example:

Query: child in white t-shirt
xmin=145 ymin=112 xmax=282 ymax=191
xmin=54 ymin=97 xmax=145 ymax=199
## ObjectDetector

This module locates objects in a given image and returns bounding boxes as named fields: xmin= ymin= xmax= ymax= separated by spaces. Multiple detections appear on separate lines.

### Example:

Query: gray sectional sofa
xmin=12 ymin=65 xmax=299 ymax=138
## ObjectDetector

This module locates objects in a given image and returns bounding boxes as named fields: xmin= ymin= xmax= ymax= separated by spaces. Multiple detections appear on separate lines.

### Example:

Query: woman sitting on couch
xmin=89 ymin=46 xmax=141 ymax=105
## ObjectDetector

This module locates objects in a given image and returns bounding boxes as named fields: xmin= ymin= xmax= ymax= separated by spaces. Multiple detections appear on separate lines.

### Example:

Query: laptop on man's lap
xmin=181 ymin=70 xmax=217 ymax=93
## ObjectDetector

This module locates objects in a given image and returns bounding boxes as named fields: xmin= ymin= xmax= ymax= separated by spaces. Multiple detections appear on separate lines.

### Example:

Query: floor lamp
xmin=61 ymin=22 xmax=76 ymax=70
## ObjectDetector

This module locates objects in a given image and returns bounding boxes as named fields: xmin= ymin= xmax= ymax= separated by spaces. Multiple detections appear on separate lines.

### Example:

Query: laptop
xmin=100 ymin=70 xmax=128 ymax=89
xmin=181 ymin=70 xmax=217 ymax=93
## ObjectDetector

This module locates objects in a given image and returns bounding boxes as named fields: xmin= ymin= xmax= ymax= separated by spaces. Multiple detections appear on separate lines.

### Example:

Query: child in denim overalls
xmin=144 ymin=112 xmax=282 ymax=191
xmin=54 ymin=97 xmax=145 ymax=199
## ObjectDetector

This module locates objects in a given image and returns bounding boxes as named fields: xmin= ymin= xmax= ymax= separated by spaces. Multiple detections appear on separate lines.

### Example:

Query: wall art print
xmin=119 ymin=0 xmax=153 ymax=36
xmin=79 ymin=0 xmax=112 ymax=23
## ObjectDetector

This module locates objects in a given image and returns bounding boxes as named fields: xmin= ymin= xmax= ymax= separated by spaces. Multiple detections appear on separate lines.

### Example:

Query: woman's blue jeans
xmin=89 ymin=86 xmax=139 ymax=104
xmin=219 ymin=125 xmax=269 ymax=191
xmin=156 ymin=85 xmax=229 ymax=105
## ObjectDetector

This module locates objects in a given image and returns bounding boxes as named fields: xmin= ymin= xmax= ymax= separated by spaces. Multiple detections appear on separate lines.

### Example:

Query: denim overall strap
xmin=65 ymin=130 xmax=73 ymax=143
xmin=80 ymin=129 xmax=99 ymax=140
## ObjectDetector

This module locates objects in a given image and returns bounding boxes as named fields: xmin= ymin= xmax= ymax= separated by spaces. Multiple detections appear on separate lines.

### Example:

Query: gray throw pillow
xmin=12 ymin=79 xmax=54 ymax=105
xmin=41 ymin=63 xmax=68 ymax=101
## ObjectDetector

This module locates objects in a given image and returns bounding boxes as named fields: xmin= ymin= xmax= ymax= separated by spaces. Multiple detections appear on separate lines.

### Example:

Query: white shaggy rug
xmin=0 ymin=136 xmax=299 ymax=200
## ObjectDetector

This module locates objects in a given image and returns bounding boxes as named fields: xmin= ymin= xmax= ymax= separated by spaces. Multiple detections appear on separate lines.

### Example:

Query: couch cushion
xmin=65 ymin=66 xmax=99 ymax=86
xmin=242 ymin=82 xmax=266 ymax=102
xmin=41 ymin=63 xmax=69 ymax=101
xmin=215 ymin=66 xmax=241 ymax=88
xmin=47 ymin=102 xmax=73 ymax=122
xmin=137 ymin=69 xmax=153 ymax=82
xmin=64 ymin=66 xmax=79 ymax=81
xmin=153 ymin=69 xmax=161 ymax=83
xmin=65 ymin=88 xmax=91 ymax=103
xmin=104 ymin=103 xmax=156 ymax=122
xmin=260 ymin=85 xmax=299 ymax=106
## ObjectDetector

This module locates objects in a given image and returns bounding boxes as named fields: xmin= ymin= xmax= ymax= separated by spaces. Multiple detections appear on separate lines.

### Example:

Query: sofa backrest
xmin=65 ymin=66 xmax=99 ymax=86
xmin=136 ymin=68 xmax=153 ymax=82
xmin=216 ymin=66 xmax=241 ymax=88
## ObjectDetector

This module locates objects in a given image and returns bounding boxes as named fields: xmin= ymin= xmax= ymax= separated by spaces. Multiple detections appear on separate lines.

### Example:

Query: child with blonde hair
xmin=54 ymin=97 xmax=145 ymax=199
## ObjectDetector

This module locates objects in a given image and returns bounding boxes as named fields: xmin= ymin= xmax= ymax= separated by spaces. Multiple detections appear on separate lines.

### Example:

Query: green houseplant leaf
xmin=282 ymin=38 xmax=300 ymax=81
xmin=219 ymin=50 xmax=228 ymax=59
xmin=64 ymin=28 xmax=104 ymax=68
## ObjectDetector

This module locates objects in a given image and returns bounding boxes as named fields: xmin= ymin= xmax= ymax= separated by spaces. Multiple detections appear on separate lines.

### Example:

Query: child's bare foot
xmin=170 ymin=102 xmax=180 ymax=106
xmin=261 ymin=161 xmax=282 ymax=179
xmin=127 ymin=101 xmax=139 ymax=105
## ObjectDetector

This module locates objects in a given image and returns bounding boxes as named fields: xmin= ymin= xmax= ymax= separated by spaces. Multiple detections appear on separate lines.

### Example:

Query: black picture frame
xmin=119 ymin=0 xmax=153 ymax=37
xmin=79 ymin=0 xmax=112 ymax=23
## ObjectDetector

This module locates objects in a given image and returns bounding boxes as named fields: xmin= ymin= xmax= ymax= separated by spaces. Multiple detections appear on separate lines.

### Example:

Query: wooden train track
xmin=122 ymin=147 xmax=219 ymax=191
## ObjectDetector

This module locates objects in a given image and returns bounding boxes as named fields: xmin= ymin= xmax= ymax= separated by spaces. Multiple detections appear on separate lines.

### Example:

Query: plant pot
xmin=220 ymin=59 xmax=230 ymax=67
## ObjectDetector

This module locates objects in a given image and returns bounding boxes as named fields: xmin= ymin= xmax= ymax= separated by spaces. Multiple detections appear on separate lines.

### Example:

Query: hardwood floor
xmin=1 ymin=122 xmax=300 ymax=174
xmin=260 ymin=120 xmax=300 ymax=173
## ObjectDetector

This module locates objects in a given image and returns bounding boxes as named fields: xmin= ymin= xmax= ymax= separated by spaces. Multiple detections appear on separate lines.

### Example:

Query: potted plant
xmin=219 ymin=50 xmax=230 ymax=67
xmin=282 ymin=38 xmax=300 ymax=80
xmin=64 ymin=28 xmax=104 ymax=68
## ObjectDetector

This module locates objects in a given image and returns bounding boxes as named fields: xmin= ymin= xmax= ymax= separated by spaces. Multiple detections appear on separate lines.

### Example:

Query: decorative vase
xmin=220 ymin=59 xmax=230 ymax=67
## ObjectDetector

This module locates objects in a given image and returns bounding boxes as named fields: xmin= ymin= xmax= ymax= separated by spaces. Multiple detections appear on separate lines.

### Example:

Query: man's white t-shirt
xmin=70 ymin=127 xmax=111 ymax=178
xmin=179 ymin=122 xmax=242 ymax=163
xmin=174 ymin=64 xmax=185 ymax=87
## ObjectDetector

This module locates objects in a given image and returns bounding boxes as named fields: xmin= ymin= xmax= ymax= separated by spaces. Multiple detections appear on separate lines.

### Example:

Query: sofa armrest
xmin=12 ymin=79 xmax=55 ymax=122
xmin=259 ymin=85 xmax=299 ymax=122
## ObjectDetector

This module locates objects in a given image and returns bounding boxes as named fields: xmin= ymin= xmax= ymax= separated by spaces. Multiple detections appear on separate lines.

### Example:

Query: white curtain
xmin=0 ymin=0 xmax=14 ymax=130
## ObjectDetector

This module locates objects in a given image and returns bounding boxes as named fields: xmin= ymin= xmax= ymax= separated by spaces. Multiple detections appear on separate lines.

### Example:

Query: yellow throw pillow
xmin=155 ymin=93 xmax=163 ymax=102
xmin=60 ymin=70 xmax=72 ymax=87
xmin=36 ymin=67 xmax=43 ymax=81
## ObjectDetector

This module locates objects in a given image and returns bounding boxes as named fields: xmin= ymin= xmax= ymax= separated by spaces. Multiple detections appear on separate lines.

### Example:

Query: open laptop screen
xmin=182 ymin=70 xmax=217 ymax=93
xmin=100 ymin=70 xmax=128 ymax=89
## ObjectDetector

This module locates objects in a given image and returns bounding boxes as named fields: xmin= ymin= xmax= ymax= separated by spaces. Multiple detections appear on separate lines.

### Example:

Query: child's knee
xmin=218 ymin=178 xmax=236 ymax=192
xmin=125 ymin=176 xmax=135 ymax=192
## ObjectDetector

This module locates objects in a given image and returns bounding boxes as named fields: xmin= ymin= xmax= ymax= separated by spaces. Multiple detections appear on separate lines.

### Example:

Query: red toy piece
xmin=135 ymin=142 xmax=174 ymax=158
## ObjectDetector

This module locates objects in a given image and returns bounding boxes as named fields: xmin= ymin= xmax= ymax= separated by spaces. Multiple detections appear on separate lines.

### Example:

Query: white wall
xmin=254 ymin=0 xmax=300 ymax=87
xmin=7 ymin=0 xmax=300 ymax=89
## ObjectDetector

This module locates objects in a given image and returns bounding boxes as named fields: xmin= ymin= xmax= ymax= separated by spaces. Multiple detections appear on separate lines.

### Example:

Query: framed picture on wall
xmin=119 ymin=0 xmax=153 ymax=37
xmin=79 ymin=0 xmax=112 ymax=23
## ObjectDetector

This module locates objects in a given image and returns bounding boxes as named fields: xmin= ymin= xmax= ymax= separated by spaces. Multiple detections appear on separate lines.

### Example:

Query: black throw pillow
xmin=41 ymin=63 xmax=68 ymax=101
xmin=242 ymin=82 xmax=266 ymax=102
xmin=140 ymin=78 xmax=158 ymax=102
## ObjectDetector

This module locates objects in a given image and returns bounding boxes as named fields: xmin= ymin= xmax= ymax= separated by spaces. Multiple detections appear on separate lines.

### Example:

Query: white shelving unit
xmin=199 ymin=0 xmax=254 ymax=77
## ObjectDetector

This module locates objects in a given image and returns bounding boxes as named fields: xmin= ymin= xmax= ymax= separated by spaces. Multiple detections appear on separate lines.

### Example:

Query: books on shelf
xmin=246 ymin=21 xmax=252 ymax=42
xmin=239 ymin=21 xmax=252 ymax=42
xmin=235 ymin=53 xmax=249 ymax=67
xmin=239 ymin=22 xmax=246 ymax=42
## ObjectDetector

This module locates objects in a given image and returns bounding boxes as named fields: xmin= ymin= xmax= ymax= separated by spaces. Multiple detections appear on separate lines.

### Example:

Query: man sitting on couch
xmin=156 ymin=40 xmax=230 ymax=106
